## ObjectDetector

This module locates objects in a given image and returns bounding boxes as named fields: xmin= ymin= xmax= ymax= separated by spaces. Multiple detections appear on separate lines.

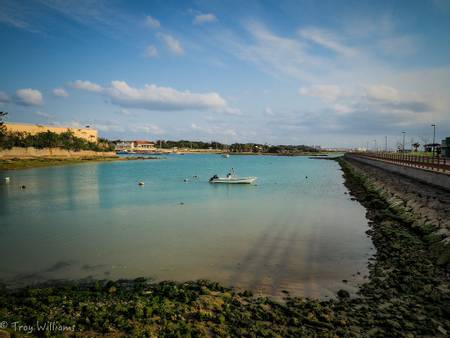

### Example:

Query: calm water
xmin=0 ymin=154 xmax=372 ymax=298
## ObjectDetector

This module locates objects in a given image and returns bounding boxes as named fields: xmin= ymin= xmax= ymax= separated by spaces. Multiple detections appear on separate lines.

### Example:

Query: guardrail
xmin=350 ymin=152 xmax=450 ymax=174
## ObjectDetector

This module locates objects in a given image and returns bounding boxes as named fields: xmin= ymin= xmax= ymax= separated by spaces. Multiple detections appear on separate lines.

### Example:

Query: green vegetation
xmin=0 ymin=112 xmax=7 ymax=138
xmin=0 ymin=129 xmax=114 ymax=152
xmin=0 ymin=158 xmax=449 ymax=337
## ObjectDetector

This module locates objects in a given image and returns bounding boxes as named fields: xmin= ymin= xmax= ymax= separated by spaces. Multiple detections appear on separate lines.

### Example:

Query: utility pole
xmin=374 ymin=140 xmax=377 ymax=152
xmin=431 ymin=124 xmax=436 ymax=158
xmin=385 ymin=136 xmax=388 ymax=152
xmin=402 ymin=131 xmax=406 ymax=152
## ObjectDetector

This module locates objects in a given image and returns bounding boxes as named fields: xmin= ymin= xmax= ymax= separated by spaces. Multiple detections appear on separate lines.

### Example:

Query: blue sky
xmin=1 ymin=0 xmax=450 ymax=148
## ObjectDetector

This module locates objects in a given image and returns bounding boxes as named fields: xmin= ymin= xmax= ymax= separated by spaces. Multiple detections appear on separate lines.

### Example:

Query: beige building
xmin=4 ymin=122 xmax=98 ymax=142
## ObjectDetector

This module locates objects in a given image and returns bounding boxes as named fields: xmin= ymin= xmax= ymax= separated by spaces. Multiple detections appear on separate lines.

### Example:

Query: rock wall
xmin=0 ymin=147 xmax=117 ymax=159
xmin=345 ymin=154 xmax=450 ymax=191
xmin=343 ymin=157 xmax=450 ymax=262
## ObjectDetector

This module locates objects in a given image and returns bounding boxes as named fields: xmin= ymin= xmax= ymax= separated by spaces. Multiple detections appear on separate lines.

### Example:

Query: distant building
xmin=424 ymin=143 xmax=440 ymax=153
xmin=115 ymin=140 xmax=156 ymax=152
xmin=115 ymin=141 xmax=135 ymax=151
xmin=134 ymin=140 xmax=156 ymax=151
xmin=442 ymin=137 xmax=450 ymax=158
xmin=5 ymin=122 xmax=98 ymax=142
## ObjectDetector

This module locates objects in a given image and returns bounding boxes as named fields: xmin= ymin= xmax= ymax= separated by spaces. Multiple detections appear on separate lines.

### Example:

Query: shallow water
xmin=0 ymin=154 xmax=372 ymax=298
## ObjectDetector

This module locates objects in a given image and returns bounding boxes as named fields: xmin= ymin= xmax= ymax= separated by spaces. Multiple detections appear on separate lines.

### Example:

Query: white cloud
xmin=145 ymin=15 xmax=160 ymax=28
xmin=0 ymin=91 xmax=10 ymax=103
xmin=299 ymin=85 xmax=347 ymax=102
xmin=363 ymin=85 xmax=435 ymax=113
xmin=35 ymin=111 xmax=52 ymax=118
xmin=131 ymin=123 xmax=164 ymax=135
xmin=333 ymin=103 xmax=353 ymax=115
xmin=377 ymin=36 xmax=418 ymax=57
xmin=103 ymin=80 xmax=234 ymax=113
xmin=191 ymin=123 xmax=237 ymax=137
xmin=194 ymin=13 xmax=217 ymax=25
xmin=144 ymin=45 xmax=158 ymax=58
xmin=365 ymin=85 xmax=399 ymax=102
xmin=219 ymin=22 xmax=328 ymax=82
xmin=298 ymin=27 xmax=358 ymax=57
xmin=157 ymin=33 xmax=184 ymax=55
xmin=15 ymin=88 xmax=44 ymax=106
xmin=52 ymin=88 xmax=69 ymax=97
xmin=264 ymin=107 xmax=275 ymax=116
xmin=117 ymin=108 xmax=132 ymax=116
xmin=70 ymin=80 xmax=103 ymax=92
xmin=297 ymin=82 xmax=443 ymax=134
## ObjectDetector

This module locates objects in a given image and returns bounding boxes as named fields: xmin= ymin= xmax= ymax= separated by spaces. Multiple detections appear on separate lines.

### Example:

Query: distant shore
xmin=135 ymin=149 xmax=331 ymax=156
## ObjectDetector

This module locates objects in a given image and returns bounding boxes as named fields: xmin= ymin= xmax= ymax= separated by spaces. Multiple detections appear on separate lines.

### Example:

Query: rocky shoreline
xmin=0 ymin=158 xmax=449 ymax=337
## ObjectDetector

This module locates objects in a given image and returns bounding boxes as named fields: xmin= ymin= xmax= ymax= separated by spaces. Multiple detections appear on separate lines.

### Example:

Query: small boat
xmin=222 ymin=154 xmax=230 ymax=158
xmin=209 ymin=176 xmax=257 ymax=184
xmin=209 ymin=169 xmax=257 ymax=184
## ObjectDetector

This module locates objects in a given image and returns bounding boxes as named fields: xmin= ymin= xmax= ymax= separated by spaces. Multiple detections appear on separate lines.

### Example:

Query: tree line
xmin=123 ymin=139 xmax=319 ymax=154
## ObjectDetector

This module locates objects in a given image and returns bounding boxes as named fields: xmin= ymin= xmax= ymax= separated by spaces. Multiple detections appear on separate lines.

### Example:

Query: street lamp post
xmin=431 ymin=124 xmax=436 ymax=158
xmin=402 ymin=131 xmax=406 ymax=153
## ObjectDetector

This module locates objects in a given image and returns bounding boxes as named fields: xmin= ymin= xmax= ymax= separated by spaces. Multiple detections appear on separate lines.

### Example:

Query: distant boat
xmin=222 ymin=154 xmax=230 ymax=158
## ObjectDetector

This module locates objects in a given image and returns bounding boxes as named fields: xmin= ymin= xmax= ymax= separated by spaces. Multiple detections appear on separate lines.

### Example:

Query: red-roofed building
xmin=133 ymin=140 xmax=155 ymax=151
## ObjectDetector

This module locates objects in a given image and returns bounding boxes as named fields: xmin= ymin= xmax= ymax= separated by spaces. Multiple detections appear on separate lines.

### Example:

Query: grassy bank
xmin=0 ymin=156 xmax=159 ymax=170
xmin=0 ymin=158 xmax=449 ymax=337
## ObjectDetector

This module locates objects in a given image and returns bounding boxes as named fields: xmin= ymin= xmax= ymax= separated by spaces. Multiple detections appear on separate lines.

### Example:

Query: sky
xmin=1 ymin=0 xmax=450 ymax=148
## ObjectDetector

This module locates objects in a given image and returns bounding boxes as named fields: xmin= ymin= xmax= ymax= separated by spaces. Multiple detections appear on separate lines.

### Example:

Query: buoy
xmin=184 ymin=178 xmax=188 ymax=182
xmin=138 ymin=181 xmax=144 ymax=186
xmin=21 ymin=185 xmax=26 ymax=189
xmin=305 ymin=176 xmax=308 ymax=179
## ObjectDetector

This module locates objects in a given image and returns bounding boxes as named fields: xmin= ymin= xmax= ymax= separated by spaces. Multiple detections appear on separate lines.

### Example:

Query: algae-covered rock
xmin=337 ymin=289 xmax=350 ymax=298
xmin=436 ymin=245 xmax=450 ymax=266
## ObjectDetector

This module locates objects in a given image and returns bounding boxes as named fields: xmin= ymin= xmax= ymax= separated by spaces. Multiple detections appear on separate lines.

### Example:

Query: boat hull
xmin=209 ymin=177 xmax=257 ymax=184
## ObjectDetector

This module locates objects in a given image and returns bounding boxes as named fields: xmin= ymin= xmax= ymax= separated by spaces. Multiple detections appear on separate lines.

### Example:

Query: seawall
xmin=0 ymin=147 xmax=117 ymax=159
xmin=345 ymin=153 xmax=450 ymax=191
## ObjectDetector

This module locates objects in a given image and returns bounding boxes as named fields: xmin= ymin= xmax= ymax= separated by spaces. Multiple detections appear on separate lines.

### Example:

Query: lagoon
xmin=0 ymin=154 xmax=372 ymax=298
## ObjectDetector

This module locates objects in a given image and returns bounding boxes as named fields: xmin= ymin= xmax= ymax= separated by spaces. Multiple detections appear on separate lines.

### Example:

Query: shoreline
xmin=0 ymin=158 xmax=449 ymax=336
xmin=0 ymin=156 xmax=160 ymax=170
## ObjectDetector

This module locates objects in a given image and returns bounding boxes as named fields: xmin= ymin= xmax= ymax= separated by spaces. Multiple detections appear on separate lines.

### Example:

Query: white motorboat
xmin=222 ymin=154 xmax=230 ymax=158
xmin=209 ymin=175 xmax=257 ymax=184
xmin=209 ymin=169 xmax=257 ymax=184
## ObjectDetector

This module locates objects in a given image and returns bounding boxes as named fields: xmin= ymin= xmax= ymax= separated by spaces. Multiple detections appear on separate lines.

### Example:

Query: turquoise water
xmin=0 ymin=154 xmax=372 ymax=298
